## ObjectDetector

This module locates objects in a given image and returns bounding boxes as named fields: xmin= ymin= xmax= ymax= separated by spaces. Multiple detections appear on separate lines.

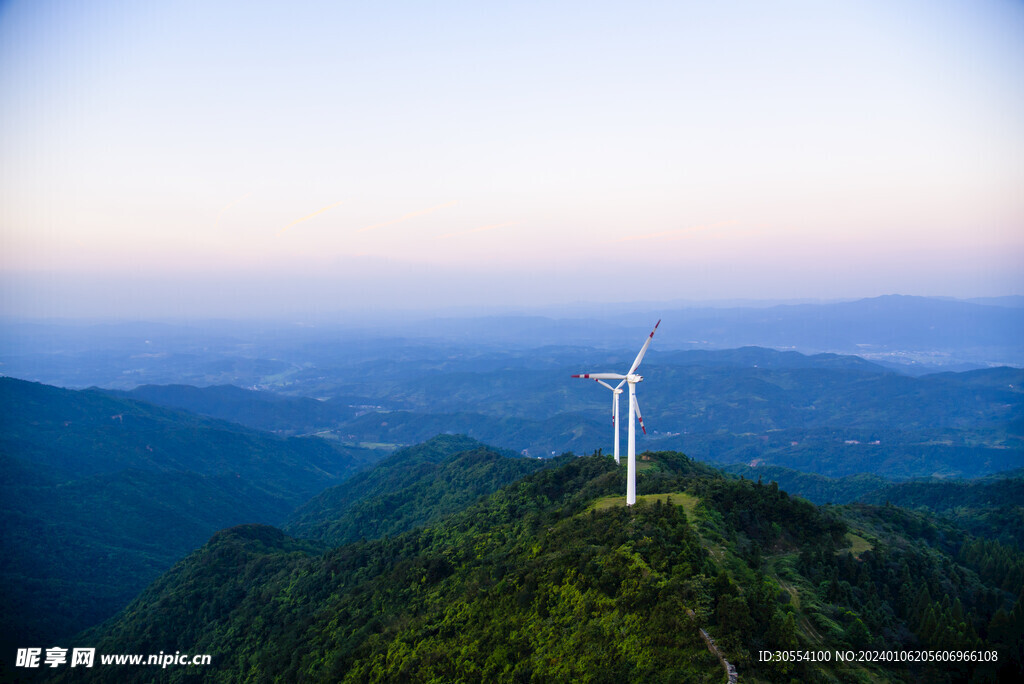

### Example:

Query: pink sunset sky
xmin=1 ymin=0 xmax=1021 ymax=318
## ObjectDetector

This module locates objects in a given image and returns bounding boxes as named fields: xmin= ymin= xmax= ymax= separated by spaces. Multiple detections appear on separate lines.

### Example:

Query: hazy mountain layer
xmin=67 ymin=347 xmax=1024 ymax=480
xmin=2 ymin=297 xmax=1021 ymax=394
xmin=109 ymin=383 xmax=363 ymax=435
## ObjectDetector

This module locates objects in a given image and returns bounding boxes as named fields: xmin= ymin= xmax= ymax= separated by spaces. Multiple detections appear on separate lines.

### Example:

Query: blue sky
xmin=1 ymin=0 xmax=1022 ymax=317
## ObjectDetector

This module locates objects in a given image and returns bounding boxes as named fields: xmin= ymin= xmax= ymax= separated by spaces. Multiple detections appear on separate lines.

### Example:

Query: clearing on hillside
xmin=838 ymin=532 xmax=874 ymax=558
xmin=588 ymin=491 xmax=701 ymax=518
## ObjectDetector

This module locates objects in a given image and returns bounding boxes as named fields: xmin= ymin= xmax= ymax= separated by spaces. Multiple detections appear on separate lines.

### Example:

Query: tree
xmin=846 ymin=617 xmax=871 ymax=649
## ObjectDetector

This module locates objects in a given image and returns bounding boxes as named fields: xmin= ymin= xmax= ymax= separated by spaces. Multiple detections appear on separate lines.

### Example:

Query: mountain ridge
xmin=63 ymin=446 xmax=1024 ymax=683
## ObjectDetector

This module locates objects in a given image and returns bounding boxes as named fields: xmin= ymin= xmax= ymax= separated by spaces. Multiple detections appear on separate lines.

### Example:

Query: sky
xmin=1 ymin=0 xmax=1022 ymax=318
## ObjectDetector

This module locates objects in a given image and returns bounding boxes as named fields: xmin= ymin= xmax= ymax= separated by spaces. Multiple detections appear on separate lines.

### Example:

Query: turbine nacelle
xmin=627 ymin=374 xmax=643 ymax=384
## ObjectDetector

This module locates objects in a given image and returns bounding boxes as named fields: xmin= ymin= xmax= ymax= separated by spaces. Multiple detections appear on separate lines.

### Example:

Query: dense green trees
xmin=284 ymin=435 xmax=545 ymax=545
xmin=61 ymin=448 xmax=1024 ymax=682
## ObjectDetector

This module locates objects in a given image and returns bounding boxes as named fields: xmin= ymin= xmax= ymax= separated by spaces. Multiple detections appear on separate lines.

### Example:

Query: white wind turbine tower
xmin=572 ymin=320 xmax=660 ymax=505
xmin=590 ymin=379 xmax=624 ymax=464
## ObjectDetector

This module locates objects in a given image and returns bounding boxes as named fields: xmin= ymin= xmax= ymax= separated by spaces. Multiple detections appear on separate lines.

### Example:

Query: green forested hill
xmin=0 ymin=378 xmax=378 ymax=654
xmin=69 ymin=451 xmax=1024 ymax=683
xmin=283 ymin=434 xmax=547 ymax=545
xmin=859 ymin=473 xmax=1024 ymax=550
xmin=723 ymin=464 xmax=1024 ymax=549
xmin=722 ymin=463 xmax=890 ymax=504
xmin=0 ymin=377 xmax=371 ymax=496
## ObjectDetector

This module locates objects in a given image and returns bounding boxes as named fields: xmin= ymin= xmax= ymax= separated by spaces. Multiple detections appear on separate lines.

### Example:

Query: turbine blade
xmin=627 ymin=319 xmax=661 ymax=375
xmin=594 ymin=379 xmax=616 ymax=391
xmin=611 ymin=392 xmax=617 ymax=425
xmin=633 ymin=394 xmax=647 ymax=435
xmin=572 ymin=373 xmax=627 ymax=380
xmin=615 ymin=379 xmax=626 ymax=390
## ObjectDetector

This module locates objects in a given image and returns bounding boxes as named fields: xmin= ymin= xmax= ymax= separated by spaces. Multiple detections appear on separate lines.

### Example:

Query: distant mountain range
xmin=386 ymin=295 xmax=1023 ymax=370
xmin=1 ymin=297 xmax=1021 ymax=394
xmin=91 ymin=347 xmax=1023 ymax=479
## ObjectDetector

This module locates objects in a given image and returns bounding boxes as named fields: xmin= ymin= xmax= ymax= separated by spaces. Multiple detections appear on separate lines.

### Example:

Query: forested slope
xmin=284 ymin=434 xmax=548 ymax=545
xmin=68 ymin=450 xmax=1024 ymax=683
xmin=0 ymin=378 xmax=376 ymax=654
xmin=724 ymin=463 xmax=1024 ymax=549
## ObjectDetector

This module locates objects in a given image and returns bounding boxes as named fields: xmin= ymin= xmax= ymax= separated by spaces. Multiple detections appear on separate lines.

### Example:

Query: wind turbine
xmin=589 ymin=378 xmax=624 ymax=464
xmin=572 ymin=320 xmax=660 ymax=505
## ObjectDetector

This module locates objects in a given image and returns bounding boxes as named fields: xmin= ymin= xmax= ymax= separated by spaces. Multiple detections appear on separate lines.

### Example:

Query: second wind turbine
xmin=572 ymin=320 xmax=660 ymax=506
